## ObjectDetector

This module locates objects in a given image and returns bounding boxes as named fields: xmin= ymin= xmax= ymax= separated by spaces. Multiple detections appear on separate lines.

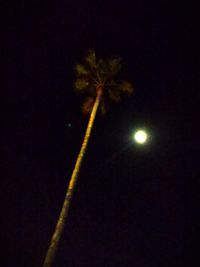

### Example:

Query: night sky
xmin=2 ymin=1 xmax=198 ymax=267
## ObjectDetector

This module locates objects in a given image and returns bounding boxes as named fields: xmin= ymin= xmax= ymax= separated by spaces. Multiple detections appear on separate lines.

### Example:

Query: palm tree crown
xmin=75 ymin=50 xmax=134 ymax=114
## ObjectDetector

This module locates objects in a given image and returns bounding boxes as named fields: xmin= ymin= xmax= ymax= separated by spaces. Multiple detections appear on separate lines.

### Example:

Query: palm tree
xmin=42 ymin=50 xmax=134 ymax=267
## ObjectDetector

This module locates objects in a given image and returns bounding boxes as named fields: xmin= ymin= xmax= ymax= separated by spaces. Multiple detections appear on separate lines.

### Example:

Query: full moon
xmin=134 ymin=130 xmax=148 ymax=144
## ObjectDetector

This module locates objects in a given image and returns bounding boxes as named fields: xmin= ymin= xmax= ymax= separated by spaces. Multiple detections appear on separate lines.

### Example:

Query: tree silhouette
xmin=42 ymin=50 xmax=134 ymax=267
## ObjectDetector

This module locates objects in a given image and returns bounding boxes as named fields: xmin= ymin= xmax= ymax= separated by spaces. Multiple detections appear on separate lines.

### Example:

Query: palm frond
xmin=100 ymin=98 xmax=107 ymax=115
xmin=74 ymin=78 xmax=89 ymax=92
xmin=108 ymin=58 xmax=121 ymax=76
xmin=81 ymin=97 xmax=94 ymax=114
xmin=97 ymin=59 xmax=109 ymax=82
xmin=106 ymin=79 xmax=133 ymax=103
xmin=75 ymin=64 xmax=89 ymax=76
xmin=85 ymin=50 xmax=97 ymax=69
xmin=106 ymin=80 xmax=120 ymax=103
xmin=119 ymin=81 xmax=134 ymax=95
xmin=108 ymin=88 xmax=121 ymax=103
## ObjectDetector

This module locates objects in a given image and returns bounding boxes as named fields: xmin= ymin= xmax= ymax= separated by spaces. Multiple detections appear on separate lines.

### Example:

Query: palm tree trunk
xmin=42 ymin=88 xmax=102 ymax=267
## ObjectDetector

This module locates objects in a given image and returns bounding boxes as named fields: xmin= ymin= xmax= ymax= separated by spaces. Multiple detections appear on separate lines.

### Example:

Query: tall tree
xmin=42 ymin=50 xmax=134 ymax=267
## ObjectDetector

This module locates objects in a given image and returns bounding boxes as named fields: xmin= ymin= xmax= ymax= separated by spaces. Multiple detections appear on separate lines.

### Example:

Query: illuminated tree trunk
xmin=42 ymin=88 xmax=102 ymax=267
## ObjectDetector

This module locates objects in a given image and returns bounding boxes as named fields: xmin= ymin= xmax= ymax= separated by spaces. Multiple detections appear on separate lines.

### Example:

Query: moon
xmin=134 ymin=130 xmax=148 ymax=144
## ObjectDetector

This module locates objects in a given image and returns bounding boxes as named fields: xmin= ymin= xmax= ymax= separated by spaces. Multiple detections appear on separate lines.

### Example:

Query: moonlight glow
xmin=134 ymin=130 xmax=148 ymax=144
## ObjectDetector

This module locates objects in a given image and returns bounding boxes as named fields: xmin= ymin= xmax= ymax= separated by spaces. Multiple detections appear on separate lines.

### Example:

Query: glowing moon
xmin=134 ymin=130 xmax=148 ymax=144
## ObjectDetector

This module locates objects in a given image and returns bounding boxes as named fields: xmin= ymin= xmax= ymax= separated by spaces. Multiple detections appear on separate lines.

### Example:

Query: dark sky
xmin=2 ymin=1 xmax=198 ymax=267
